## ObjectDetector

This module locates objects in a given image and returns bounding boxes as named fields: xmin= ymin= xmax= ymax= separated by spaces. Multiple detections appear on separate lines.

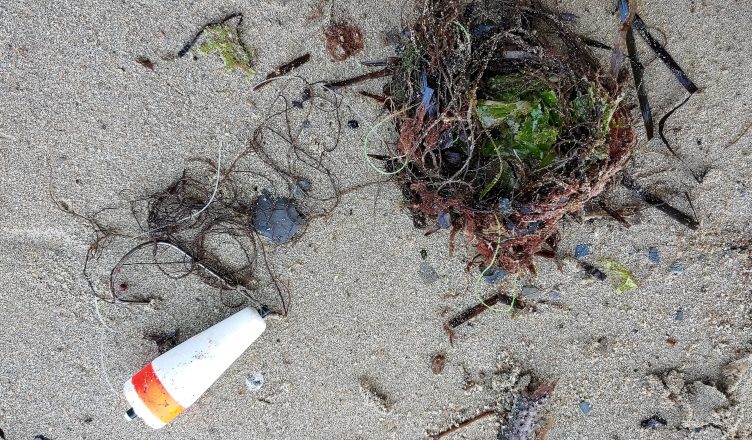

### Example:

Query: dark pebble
xmin=253 ymin=192 xmax=303 ymax=243
xmin=641 ymin=414 xmax=667 ymax=429
xmin=347 ymin=119 xmax=359 ymax=129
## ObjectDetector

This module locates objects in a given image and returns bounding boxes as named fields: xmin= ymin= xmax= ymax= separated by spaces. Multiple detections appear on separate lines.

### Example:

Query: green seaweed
xmin=198 ymin=24 xmax=256 ymax=80
xmin=597 ymin=258 xmax=638 ymax=292
xmin=476 ymin=75 xmax=562 ymax=169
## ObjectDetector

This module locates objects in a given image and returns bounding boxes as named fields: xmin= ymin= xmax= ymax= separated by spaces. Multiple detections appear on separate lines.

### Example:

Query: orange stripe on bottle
xmin=131 ymin=363 xmax=184 ymax=424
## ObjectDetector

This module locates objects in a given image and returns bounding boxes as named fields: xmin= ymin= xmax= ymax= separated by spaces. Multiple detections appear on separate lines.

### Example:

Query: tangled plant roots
xmin=385 ymin=0 xmax=636 ymax=274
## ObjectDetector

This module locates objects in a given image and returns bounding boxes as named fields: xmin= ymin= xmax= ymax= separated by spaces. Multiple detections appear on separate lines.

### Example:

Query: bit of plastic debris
xmin=431 ymin=353 xmax=446 ymax=374
xmin=666 ymin=337 xmax=678 ymax=346
xmin=302 ymin=119 xmax=311 ymax=129
xmin=292 ymin=180 xmax=310 ymax=200
xmin=482 ymin=268 xmax=506 ymax=283
xmin=597 ymin=258 xmax=638 ymax=292
xmin=670 ymin=261 xmax=684 ymax=274
xmin=253 ymin=192 xmax=302 ymax=243
xmin=641 ymin=414 xmax=667 ymax=429
xmin=675 ymin=308 xmax=684 ymax=321
xmin=118 ymin=282 xmax=128 ymax=292
xmin=550 ymin=290 xmax=561 ymax=300
xmin=420 ymin=249 xmax=428 ymax=260
xmin=347 ymin=119 xmax=359 ymax=129
xmin=418 ymin=262 xmax=439 ymax=284
xmin=245 ymin=372 xmax=265 ymax=392
xmin=575 ymin=243 xmax=591 ymax=258
xmin=521 ymin=286 xmax=540 ymax=296
xmin=437 ymin=212 xmax=451 ymax=229
xmin=648 ymin=247 xmax=660 ymax=263
xmin=579 ymin=400 xmax=592 ymax=414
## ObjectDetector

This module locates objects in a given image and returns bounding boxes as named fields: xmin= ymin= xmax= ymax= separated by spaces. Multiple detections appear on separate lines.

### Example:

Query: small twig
xmin=448 ymin=292 xmax=525 ymax=328
xmin=254 ymin=53 xmax=311 ymax=91
xmin=726 ymin=118 xmax=752 ymax=148
xmin=429 ymin=410 xmax=497 ymax=439
xmin=321 ymin=68 xmax=393 ymax=91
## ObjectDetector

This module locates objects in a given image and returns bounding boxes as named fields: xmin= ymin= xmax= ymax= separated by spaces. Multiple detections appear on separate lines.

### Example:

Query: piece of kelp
xmin=658 ymin=94 xmax=704 ymax=183
xmin=620 ymin=0 xmax=653 ymax=139
xmin=597 ymin=258 xmax=638 ymax=292
xmin=621 ymin=175 xmax=699 ymax=229
xmin=631 ymin=14 xmax=698 ymax=94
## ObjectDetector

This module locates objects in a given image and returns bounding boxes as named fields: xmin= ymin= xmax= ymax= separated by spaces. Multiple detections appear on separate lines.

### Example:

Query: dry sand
xmin=1 ymin=0 xmax=752 ymax=438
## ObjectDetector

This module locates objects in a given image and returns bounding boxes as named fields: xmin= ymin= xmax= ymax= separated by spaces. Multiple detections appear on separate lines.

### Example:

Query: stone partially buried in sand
xmin=254 ymin=192 xmax=302 ymax=243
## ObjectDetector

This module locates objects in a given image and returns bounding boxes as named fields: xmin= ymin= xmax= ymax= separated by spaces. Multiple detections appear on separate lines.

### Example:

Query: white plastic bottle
xmin=123 ymin=307 xmax=267 ymax=428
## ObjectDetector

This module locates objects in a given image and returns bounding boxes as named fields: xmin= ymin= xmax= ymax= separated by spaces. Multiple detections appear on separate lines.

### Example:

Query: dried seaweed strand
xmin=658 ymin=94 xmax=703 ymax=183
xmin=178 ymin=12 xmax=243 ymax=58
xmin=626 ymin=26 xmax=653 ymax=139
xmin=621 ymin=175 xmax=699 ymax=229
xmin=631 ymin=14 xmax=698 ymax=94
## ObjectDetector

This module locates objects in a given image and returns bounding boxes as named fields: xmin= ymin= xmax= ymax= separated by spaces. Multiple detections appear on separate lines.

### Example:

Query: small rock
xmin=245 ymin=372 xmax=265 ymax=392
xmin=418 ymin=262 xmax=439 ymax=284
xmin=670 ymin=261 xmax=684 ymax=274
xmin=675 ymin=308 xmax=684 ymax=321
xmin=640 ymin=414 xmax=667 ymax=429
xmin=420 ymin=249 xmax=428 ymax=260
xmin=431 ymin=353 xmax=446 ymax=374
xmin=550 ymin=290 xmax=561 ymax=300
xmin=579 ymin=400 xmax=592 ymax=414
xmin=437 ymin=211 xmax=451 ymax=229
xmin=253 ymin=192 xmax=303 ymax=243
xmin=302 ymin=119 xmax=311 ymax=129
xmin=347 ymin=119 xmax=359 ymax=129
xmin=499 ymin=198 xmax=511 ymax=213
xmin=292 ymin=180 xmax=310 ymax=200
xmin=575 ymin=243 xmax=591 ymax=258
xmin=482 ymin=268 xmax=506 ymax=284
xmin=521 ymin=286 xmax=540 ymax=296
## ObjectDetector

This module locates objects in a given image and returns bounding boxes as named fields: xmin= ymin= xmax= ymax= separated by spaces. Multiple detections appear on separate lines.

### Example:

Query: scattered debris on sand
xmin=428 ymin=352 xmax=556 ymax=440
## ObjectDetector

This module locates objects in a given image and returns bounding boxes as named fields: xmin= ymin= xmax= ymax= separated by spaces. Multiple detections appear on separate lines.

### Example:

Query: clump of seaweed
xmin=374 ymin=0 xmax=637 ymax=275
xmin=178 ymin=13 xmax=255 ymax=80
xmin=324 ymin=22 xmax=365 ymax=61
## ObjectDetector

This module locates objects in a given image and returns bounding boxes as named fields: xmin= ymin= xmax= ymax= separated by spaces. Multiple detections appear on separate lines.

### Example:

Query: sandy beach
xmin=1 ymin=0 xmax=752 ymax=438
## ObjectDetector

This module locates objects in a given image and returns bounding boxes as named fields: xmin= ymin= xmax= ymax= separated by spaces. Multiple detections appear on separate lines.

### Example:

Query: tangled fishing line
xmin=373 ymin=0 xmax=638 ymax=275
